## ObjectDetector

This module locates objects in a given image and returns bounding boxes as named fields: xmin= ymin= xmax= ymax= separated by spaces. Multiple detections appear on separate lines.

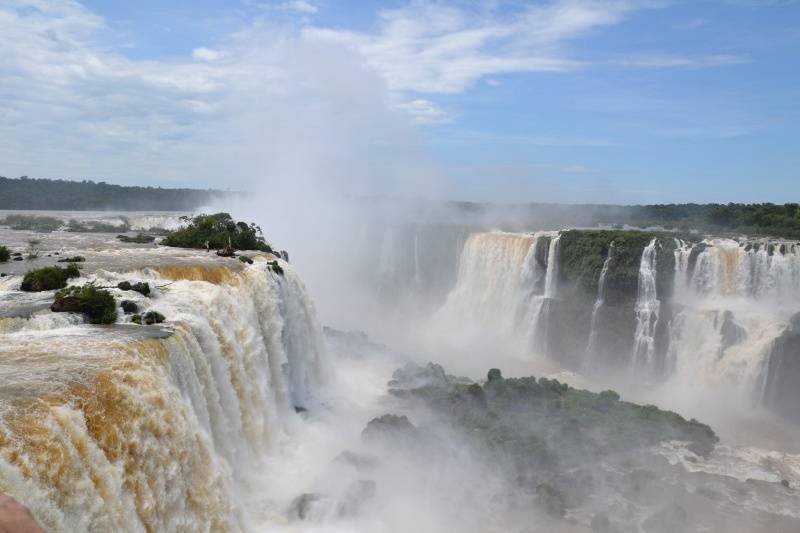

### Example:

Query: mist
xmin=2 ymin=2 xmax=800 ymax=532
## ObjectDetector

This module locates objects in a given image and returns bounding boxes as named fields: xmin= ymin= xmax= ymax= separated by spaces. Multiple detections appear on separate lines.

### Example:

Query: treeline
xmin=442 ymin=201 xmax=800 ymax=240
xmin=0 ymin=176 xmax=232 ymax=211
xmin=596 ymin=203 xmax=800 ymax=239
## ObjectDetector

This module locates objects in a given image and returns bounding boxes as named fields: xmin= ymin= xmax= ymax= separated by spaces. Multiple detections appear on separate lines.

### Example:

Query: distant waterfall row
xmin=434 ymin=230 xmax=800 ymax=418
xmin=0 ymin=259 xmax=326 ymax=532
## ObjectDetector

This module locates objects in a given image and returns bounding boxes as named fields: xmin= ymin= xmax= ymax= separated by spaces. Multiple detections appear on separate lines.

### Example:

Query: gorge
xmin=1 ymin=211 xmax=799 ymax=532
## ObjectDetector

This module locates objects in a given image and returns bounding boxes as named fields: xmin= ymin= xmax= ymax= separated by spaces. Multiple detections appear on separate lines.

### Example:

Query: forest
xmin=0 ymin=176 xmax=230 ymax=211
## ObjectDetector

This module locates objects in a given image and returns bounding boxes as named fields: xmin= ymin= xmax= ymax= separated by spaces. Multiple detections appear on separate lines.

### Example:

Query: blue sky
xmin=1 ymin=0 xmax=798 ymax=204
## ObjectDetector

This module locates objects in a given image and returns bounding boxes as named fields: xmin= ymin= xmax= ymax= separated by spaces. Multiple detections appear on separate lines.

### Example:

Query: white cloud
xmin=302 ymin=1 xmax=635 ymax=94
xmin=0 ymin=0 xmax=439 ymax=194
xmin=280 ymin=0 xmax=318 ymax=14
xmin=614 ymin=54 xmax=749 ymax=68
xmin=390 ymin=99 xmax=453 ymax=124
xmin=192 ymin=47 xmax=223 ymax=61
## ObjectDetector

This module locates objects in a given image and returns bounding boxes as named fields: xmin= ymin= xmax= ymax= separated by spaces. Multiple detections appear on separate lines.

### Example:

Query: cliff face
xmin=762 ymin=313 xmax=800 ymax=421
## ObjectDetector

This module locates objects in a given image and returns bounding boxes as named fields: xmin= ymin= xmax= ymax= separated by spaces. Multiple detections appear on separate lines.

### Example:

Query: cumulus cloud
xmin=0 ymin=0 xmax=753 ymax=191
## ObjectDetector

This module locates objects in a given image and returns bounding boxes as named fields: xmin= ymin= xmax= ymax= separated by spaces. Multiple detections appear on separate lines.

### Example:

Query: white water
xmin=433 ymin=232 xmax=558 ymax=359
xmin=584 ymin=242 xmax=614 ymax=366
xmin=631 ymin=238 xmax=660 ymax=372
xmin=0 ymin=257 xmax=325 ymax=532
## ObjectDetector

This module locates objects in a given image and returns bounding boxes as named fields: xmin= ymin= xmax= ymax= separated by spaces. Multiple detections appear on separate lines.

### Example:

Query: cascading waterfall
xmin=543 ymin=234 xmax=561 ymax=299
xmin=667 ymin=238 xmax=800 ymax=403
xmin=584 ymin=242 xmax=614 ymax=366
xmin=632 ymin=239 xmax=660 ymax=372
xmin=434 ymin=231 xmax=560 ymax=355
xmin=0 ymin=257 xmax=326 ymax=532
xmin=437 ymin=232 xmax=537 ymax=334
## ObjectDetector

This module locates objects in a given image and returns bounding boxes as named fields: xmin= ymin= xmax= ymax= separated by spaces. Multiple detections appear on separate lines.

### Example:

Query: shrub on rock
xmin=20 ymin=265 xmax=79 ymax=292
xmin=131 ymin=311 xmax=165 ymax=325
xmin=117 ymin=281 xmax=151 ymax=296
xmin=120 ymin=300 xmax=138 ymax=314
xmin=51 ymin=284 xmax=117 ymax=324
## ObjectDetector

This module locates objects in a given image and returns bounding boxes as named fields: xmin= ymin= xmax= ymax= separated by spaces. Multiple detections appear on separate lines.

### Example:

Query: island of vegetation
xmin=20 ymin=264 xmax=81 ymax=292
xmin=162 ymin=213 xmax=273 ymax=253
xmin=364 ymin=363 xmax=718 ymax=522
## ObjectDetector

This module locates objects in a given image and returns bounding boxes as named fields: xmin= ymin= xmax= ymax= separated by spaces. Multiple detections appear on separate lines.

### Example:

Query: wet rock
xmin=57 ymin=256 xmax=85 ymax=263
xmin=642 ymin=503 xmax=688 ymax=533
xmin=120 ymin=300 xmax=138 ymax=314
xmin=716 ymin=310 xmax=747 ymax=358
xmin=762 ymin=312 xmax=800 ymax=421
xmin=288 ymin=493 xmax=327 ymax=521
xmin=13 ymin=256 xmax=22 ymax=261
xmin=362 ymin=414 xmax=417 ymax=445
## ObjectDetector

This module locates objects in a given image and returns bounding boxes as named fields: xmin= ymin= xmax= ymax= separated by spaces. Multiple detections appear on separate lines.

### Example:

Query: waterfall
xmin=435 ymin=231 xmax=557 ymax=345
xmin=543 ymin=234 xmax=561 ymax=299
xmin=0 ymin=258 xmax=326 ymax=532
xmin=584 ymin=242 xmax=614 ymax=365
xmin=632 ymin=239 xmax=660 ymax=371
xmin=665 ymin=238 xmax=800 ymax=402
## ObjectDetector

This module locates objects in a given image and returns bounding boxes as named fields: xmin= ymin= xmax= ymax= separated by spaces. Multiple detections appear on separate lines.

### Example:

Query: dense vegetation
xmin=378 ymin=363 xmax=718 ymax=520
xmin=162 ymin=213 xmax=272 ymax=252
xmin=446 ymin=201 xmax=800 ymax=240
xmin=2 ymin=214 xmax=62 ymax=232
xmin=20 ymin=264 xmax=80 ymax=291
xmin=559 ymin=230 xmax=686 ymax=304
xmin=51 ymin=284 xmax=117 ymax=324
xmin=117 ymin=233 xmax=155 ymax=243
xmin=0 ymin=176 xmax=228 ymax=211
xmin=0 ymin=246 xmax=9 ymax=262
xmin=611 ymin=203 xmax=800 ymax=238
xmin=66 ymin=219 xmax=127 ymax=233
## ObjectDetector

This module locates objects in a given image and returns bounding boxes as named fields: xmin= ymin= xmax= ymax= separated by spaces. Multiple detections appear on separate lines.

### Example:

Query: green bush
xmin=117 ymin=281 xmax=151 ymax=296
xmin=64 ymin=263 xmax=81 ymax=279
xmin=162 ymin=213 xmax=272 ymax=252
xmin=131 ymin=311 xmax=165 ymax=325
xmin=51 ymin=284 xmax=117 ymax=324
xmin=0 ymin=246 xmax=9 ymax=262
xmin=57 ymin=256 xmax=85 ymax=263
xmin=269 ymin=260 xmax=284 ymax=276
xmin=20 ymin=265 xmax=79 ymax=292
xmin=117 ymin=233 xmax=155 ymax=243
xmin=67 ymin=219 xmax=129 ymax=233
xmin=2 ymin=214 xmax=63 ymax=232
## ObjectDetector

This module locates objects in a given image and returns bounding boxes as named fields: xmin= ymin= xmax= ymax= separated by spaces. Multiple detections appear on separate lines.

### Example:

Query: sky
xmin=0 ymin=0 xmax=798 ymax=204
